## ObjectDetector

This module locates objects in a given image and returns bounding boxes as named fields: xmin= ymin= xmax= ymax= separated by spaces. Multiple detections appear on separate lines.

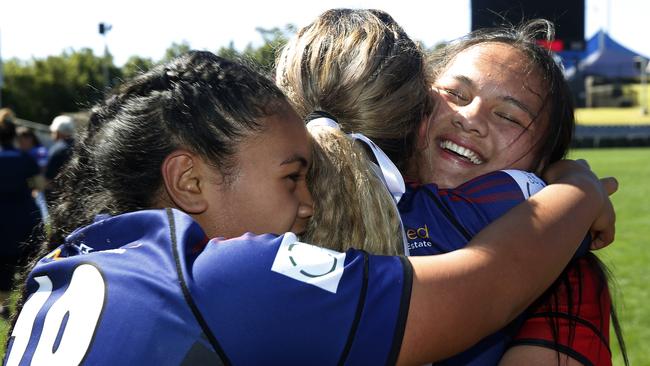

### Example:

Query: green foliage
xmin=1 ymin=48 xmax=119 ymax=123
xmin=1 ymin=27 xmax=294 ymax=124
xmin=217 ymin=25 xmax=294 ymax=75
xmin=162 ymin=41 xmax=192 ymax=64
xmin=121 ymin=55 xmax=155 ymax=80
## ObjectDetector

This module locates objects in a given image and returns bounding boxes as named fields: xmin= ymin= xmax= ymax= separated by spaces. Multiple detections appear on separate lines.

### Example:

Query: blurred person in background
xmin=16 ymin=127 xmax=50 ymax=221
xmin=16 ymin=127 xmax=49 ymax=170
xmin=0 ymin=108 xmax=43 ymax=318
xmin=44 ymin=115 xmax=75 ymax=206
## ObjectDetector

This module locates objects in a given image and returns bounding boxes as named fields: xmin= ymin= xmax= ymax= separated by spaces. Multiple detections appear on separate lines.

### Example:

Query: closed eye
xmin=440 ymin=88 xmax=468 ymax=104
xmin=287 ymin=173 xmax=301 ymax=182
xmin=495 ymin=112 xmax=526 ymax=128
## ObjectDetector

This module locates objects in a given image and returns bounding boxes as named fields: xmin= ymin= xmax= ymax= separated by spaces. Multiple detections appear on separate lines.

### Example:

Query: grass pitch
xmin=570 ymin=147 xmax=650 ymax=365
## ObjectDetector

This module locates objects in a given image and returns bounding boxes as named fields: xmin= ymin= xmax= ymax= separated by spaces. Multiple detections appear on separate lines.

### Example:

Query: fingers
xmin=591 ymin=226 xmax=615 ymax=250
xmin=544 ymin=158 xmax=619 ymax=251
xmin=600 ymin=177 xmax=619 ymax=196
xmin=575 ymin=159 xmax=590 ymax=169
xmin=589 ymin=194 xmax=616 ymax=250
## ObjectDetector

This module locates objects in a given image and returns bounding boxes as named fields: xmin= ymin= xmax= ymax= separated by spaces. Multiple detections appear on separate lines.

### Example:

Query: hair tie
xmin=305 ymin=110 xmax=338 ymax=122
xmin=305 ymin=110 xmax=409 ymax=254
xmin=305 ymin=110 xmax=340 ymax=129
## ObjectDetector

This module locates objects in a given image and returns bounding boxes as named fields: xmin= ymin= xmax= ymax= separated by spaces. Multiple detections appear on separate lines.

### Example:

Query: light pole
xmin=0 ymin=28 xmax=4 ymax=108
xmin=99 ymin=22 xmax=112 ymax=87
xmin=634 ymin=56 xmax=648 ymax=115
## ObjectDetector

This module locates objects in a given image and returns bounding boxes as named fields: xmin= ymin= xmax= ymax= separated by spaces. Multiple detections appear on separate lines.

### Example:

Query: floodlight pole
xmin=635 ymin=56 xmax=648 ymax=115
xmin=642 ymin=59 xmax=648 ymax=115
xmin=99 ymin=23 xmax=112 ymax=87
xmin=0 ymin=28 xmax=3 ymax=108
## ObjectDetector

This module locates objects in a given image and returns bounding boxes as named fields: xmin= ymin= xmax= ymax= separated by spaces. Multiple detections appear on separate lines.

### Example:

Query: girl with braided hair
xmin=6 ymin=51 xmax=612 ymax=365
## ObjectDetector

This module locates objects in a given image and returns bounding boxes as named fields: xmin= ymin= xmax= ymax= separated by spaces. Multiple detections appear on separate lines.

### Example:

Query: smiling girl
xmin=5 ymin=51 xmax=614 ymax=365
xmin=277 ymin=10 xmax=621 ymax=365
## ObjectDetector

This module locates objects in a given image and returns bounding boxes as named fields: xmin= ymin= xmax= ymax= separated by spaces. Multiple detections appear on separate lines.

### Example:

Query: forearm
xmin=398 ymin=173 xmax=604 ymax=365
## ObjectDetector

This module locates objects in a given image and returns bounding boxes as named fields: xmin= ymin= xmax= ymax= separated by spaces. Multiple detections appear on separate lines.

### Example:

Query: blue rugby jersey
xmin=399 ymin=170 xmax=590 ymax=366
xmin=4 ymin=209 xmax=412 ymax=366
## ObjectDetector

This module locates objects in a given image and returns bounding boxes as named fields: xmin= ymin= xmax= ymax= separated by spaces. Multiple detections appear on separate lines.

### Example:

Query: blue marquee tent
xmin=560 ymin=30 xmax=648 ymax=80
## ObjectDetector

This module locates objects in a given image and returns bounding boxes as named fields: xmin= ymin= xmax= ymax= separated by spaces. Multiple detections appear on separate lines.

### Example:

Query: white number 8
xmin=6 ymin=264 xmax=106 ymax=366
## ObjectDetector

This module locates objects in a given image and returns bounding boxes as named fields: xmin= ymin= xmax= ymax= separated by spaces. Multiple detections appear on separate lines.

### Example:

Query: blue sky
xmin=1 ymin=0 xmax=647 ymax=66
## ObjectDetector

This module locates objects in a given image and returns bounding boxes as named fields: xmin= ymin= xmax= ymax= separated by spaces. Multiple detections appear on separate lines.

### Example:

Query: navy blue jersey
xmin=5 ymin=209 xmax=412 ymax=366
xmin=400 ymin=170 xmax=546 ymax=257
xmin=399 ymin=170 xmax=590 ymax=366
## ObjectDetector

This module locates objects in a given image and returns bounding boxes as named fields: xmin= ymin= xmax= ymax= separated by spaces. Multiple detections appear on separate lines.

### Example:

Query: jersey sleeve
xmin=180 ymin=231 xmax=412 ymax=366
xmin=510 ymin=257 xmax=612 ymax=366
xmin=401 ymin=170 xmax=544 ymax=255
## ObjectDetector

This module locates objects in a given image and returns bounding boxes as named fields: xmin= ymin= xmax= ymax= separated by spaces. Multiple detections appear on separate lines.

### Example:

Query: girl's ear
xmin=161 ymin=150 xmax=209 ymax=214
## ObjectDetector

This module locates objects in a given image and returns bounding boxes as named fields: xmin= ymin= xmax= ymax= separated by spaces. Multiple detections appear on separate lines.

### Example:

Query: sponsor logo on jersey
xmin=44 ymin=248 xmax=63 ymax=261
xmin=406 ymin=224 xmax=430 ymax=240
xmin=271 ymin=233 xmax=346 ymax=294
xmin=501 ymin=170 xmax=546 ymax=199
xmin=75 ymin=243 xmax=94 ymax=255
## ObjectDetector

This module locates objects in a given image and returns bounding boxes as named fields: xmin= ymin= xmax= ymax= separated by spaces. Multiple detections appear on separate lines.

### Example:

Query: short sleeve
xmin=182 ymin=232 xmax=412 ymax=365
xmin=500 ymin=169 xmax=546 ymax=198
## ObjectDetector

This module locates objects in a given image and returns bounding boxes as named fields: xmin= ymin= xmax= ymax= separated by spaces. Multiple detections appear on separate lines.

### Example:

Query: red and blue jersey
xmin=399 ymin=170 xmax=593 ymax=366
xmin=400 ymin=170 xmax=547 ymax=257
xmin=5 ymin=208 xmax=412 ymax=366
xmin=512 ymin=256 xmax=612 ymax=366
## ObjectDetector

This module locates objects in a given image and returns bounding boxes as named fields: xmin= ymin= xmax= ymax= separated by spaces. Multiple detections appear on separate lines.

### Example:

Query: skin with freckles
xmin=414 ymin=43 xmax=549 ymax=188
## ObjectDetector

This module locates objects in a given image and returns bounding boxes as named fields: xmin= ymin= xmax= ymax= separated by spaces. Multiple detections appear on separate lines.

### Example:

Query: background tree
xmin=122 ymin=55 xmax=155 ymax=80
xmin=162 ymin=41 xmax=192 ymax=63
xmin=217 ymin=25 xmax=295 ymax=75
xmin=1 ymin=48 xmax=118 ymax=123
xmin=0 ymin=27 xmax=295 ymax=124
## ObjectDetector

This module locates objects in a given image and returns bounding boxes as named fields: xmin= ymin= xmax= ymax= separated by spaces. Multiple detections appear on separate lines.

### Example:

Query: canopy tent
xmin=560 ymin=30 xmax=648 ymax=80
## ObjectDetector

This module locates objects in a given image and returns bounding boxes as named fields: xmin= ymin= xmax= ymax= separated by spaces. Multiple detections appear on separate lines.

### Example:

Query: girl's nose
xmin=453 ymin=100 xmax=488 ymax=137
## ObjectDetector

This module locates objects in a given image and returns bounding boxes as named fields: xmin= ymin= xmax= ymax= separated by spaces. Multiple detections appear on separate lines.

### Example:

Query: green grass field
xmin=1 ymin=148 xmax=648 ymax=364
xmin=569 ymin=147 xmax=650 ymax=366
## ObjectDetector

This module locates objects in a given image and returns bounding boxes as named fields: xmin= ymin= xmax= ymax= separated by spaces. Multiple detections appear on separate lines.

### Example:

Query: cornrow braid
xmin=43 ymin=51 xmax=290 ymax=251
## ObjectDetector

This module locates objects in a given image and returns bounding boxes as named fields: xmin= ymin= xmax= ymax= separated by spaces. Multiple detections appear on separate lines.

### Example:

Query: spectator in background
xmin=45 ymin=115 xmax=75 ymax=205
xmin=0 ymin=108 xmax=43 ymax=318
xmin=16 ymin=126 xmax=49 ymax=170
xmin=16 ymin=126 xmax=50 ymax=221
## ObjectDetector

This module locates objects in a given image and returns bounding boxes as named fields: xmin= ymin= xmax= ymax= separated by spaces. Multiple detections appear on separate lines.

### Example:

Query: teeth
xmin=440 ymin=140 xmax=483 ymax=165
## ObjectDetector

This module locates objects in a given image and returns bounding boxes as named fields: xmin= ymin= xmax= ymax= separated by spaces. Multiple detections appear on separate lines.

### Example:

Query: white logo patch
xmin=271 ymin=233 xmax=346 ymax=294
xmin=502 ymin=169 xmax=546 ymax=199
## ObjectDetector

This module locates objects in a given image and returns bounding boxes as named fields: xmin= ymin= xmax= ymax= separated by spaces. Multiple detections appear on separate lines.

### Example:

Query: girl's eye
xmin=441 ymin=88 xmax=468 ymax=104
xmin=286 ymin=173 xmax=302 ymax=183
xmin=495 ymin=112 xmax=524 ymax=127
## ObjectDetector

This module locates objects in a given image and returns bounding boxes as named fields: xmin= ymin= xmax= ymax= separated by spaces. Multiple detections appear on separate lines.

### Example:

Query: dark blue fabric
xmin=27 ymin=146 xmax=49 ymax=169
xmin=9 ymin=209 xmax=409 ymax=365
xmin=0 ymin=147 xmax=40 ymax=261
xmin=44 ymin=138 xmax=73 ymax=181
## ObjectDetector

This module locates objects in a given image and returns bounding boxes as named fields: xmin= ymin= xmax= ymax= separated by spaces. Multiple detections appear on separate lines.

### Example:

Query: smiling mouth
xmin=440 ymin=140 xmax=484 ymax=165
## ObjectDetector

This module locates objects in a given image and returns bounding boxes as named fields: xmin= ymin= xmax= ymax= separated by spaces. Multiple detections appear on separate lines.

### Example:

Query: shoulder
xmin=498 ymin=170 xmax=546 ymax=198
xmin=185 ymin=233 xmax=412 ymax=365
